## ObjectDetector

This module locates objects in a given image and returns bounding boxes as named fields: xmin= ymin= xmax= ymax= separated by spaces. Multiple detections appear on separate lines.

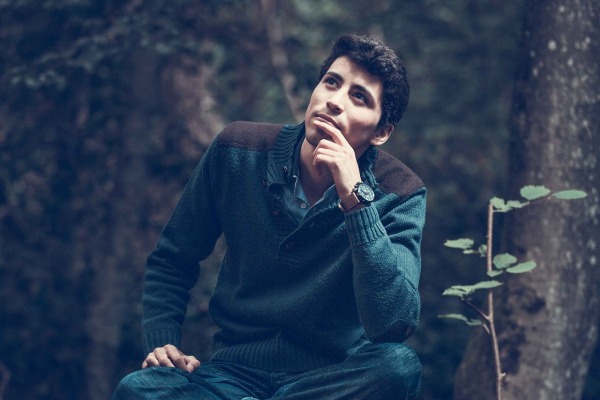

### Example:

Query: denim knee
xmin=112 ymin=369 xmax=155 ymax=399
xmin=112 ymin=367 xmax=186 ymax=399
xmin=112 ymin=370 xmax=142 ymax=399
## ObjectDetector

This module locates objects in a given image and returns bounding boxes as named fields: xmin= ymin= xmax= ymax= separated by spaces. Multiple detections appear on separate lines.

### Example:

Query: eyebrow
xmin=325 ymin=71 xmax=377 ymax=106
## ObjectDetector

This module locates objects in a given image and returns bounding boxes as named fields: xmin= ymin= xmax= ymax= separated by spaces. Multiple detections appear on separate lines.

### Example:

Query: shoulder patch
xmin=372 ymin=150 xmax=425 ymax=197
xmin=215 ymin=121 xmax=283 ymax=151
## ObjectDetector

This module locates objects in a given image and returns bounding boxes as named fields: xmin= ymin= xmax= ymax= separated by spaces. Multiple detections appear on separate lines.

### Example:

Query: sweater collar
xmin=267 ymin=122 xmax=305 ymax=187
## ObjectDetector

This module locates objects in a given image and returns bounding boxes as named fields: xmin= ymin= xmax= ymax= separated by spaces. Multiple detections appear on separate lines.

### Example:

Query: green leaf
xmin=471 ymin=280 xmax=503 ymax=290
xmin=552 ymin=190 xmax=587 ymax=200
xmin=477 ymin=244 xmax=487 ymax=257
xmin=507 ymin=261 xmax=537 ymax=274
xmin=506 ymin=200 xmax=527 ymax=209
xmin=490 ymin=197 xmax=509 ymax=212
xmin=444 ymin=238 xmax=474 ymax=250
xmin=491 ymin=197 xmax=528 ymax=212
xmin=438 ymin=313 xmax=482 ymax=326
xmin=520 ymin=185 xmax=551 ymax=200
xmin=487 ymin=269 xmax=504 ymax=277
xmin=442 ymin=287 xmax=471 ymax=297
xmin=443 ymin=281 xmax=502 ymax=297
xmin=493 ymin=253 xmax=517 ymax=269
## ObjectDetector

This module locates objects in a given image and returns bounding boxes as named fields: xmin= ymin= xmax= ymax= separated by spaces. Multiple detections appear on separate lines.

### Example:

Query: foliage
xmin=440 ymin=185 xmax=587 ymax=399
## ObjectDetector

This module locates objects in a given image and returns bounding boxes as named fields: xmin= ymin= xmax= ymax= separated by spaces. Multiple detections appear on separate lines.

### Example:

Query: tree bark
xmin=83 ymin=49 xmax=156 ymax=400
xmin=455 ymin=1 xmax=600 ymax=399
xmin=82 ymin=46 xmax=224 ymax=398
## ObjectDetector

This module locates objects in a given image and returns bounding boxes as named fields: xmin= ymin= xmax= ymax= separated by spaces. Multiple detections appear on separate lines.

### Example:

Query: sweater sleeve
xmin=345 ymin=188 xmax=426 ymax=343
xmin=141 ymin=143 xmax=222 ymax=355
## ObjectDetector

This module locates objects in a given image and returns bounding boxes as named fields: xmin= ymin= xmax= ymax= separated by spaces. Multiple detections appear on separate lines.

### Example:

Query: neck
xmin=299 ymin=139 xmax=334 ymax=205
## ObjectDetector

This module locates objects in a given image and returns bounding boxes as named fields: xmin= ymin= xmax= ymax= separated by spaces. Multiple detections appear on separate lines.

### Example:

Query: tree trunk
xmin=455 ymin=1 xmax=600 ymax=399
xmin=83 ymin=50 xmax=157 ymax=400
xmin=81 ymin=46 xmax=224 ymax=398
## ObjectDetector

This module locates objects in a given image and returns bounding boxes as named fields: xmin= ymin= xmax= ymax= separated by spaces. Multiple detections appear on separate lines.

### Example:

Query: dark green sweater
xmin=142 ymin=121 xmax=426 ymax=372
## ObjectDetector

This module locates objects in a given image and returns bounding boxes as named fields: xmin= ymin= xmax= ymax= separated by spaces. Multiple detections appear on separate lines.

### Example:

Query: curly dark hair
xmin=319 ymin=33 xmax=410 ymax=127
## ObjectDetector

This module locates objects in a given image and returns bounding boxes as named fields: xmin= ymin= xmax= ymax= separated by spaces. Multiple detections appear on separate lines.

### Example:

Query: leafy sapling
xmin=439 ymin=185 xmax=587 ymax=400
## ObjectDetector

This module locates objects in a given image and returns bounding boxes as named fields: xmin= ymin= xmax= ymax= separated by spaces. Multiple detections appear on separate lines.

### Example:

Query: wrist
xmin=339 ymin=182 xmax=374 ymax=212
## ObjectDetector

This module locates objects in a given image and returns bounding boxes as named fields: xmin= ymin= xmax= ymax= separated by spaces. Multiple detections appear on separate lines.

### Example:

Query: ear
xmin=370 ymin=124 xmax=394 ymax=146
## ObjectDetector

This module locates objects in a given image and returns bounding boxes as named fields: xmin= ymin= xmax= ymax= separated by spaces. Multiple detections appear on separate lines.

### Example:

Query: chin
xmin=304 ymin=128 xmax=324 ymax=146
xmin=304 ymin=136 xmax=320 ymax=148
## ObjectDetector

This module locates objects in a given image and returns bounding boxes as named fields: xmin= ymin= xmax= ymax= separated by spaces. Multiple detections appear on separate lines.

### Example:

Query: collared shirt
xmin=280 ymin=141 xmax=337 ymax=225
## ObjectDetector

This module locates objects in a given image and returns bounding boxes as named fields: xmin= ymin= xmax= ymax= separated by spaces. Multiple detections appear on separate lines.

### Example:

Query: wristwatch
xmin=339 ymin=182 xmax=375 ymax=212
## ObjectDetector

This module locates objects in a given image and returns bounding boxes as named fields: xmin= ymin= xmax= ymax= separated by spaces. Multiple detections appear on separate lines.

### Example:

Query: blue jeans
xmin=112 ymin=342 xmax=421 ymax=399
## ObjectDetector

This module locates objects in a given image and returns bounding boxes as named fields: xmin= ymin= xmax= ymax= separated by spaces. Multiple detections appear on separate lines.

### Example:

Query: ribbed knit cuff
xmin=143 ymin=329 xmax=182 ymax=355
xmin=345 ymin=205 xmax=387 ymax=246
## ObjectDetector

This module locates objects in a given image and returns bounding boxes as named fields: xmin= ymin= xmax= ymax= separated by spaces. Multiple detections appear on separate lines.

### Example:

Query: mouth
xmin=314 ymin=113 xmax=340 ymax=130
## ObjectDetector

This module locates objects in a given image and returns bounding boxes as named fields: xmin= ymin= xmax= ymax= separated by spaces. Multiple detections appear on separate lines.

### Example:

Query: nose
xmin=326 ymin=91 xmax=345 ymax=113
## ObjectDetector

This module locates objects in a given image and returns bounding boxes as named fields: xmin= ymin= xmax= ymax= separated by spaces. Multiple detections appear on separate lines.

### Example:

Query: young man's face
xmin=304 ymin=56 xmax=393 ymax=157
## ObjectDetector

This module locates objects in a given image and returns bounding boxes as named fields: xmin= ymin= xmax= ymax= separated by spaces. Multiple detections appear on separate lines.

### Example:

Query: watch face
xmin=357 ymin=183 xmax=375 ymax=202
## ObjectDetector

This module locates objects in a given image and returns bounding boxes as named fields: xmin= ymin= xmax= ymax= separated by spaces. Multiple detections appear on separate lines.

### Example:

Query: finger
xmin=313 ymin=140 xmax=346 ymax=160
xmin=153 ymin=347 xmax=176 ymax=368
xmin=313 ymin=119 xmax=347 ymax=146
xmin=313 ymin=147 xmax=356 ymax=173
xmin=142 ymin=352 xmax=160 ymax=369
xmin=312 ymin=149 xmax=335 ymax=168
xmin=184 ymin=355 xmax=201 ymax=372
xmin=313 ymin=147 xmax=342 ymax=160
xmin=164 ymin=345 xmax=188 ymax=370
xmin=312 ymin=147 xmax=362 ymax=196
xmin=314 ymin=138 xmax=355 ymax=162
xmin=314 ymin=138 xmax=343 ymax=153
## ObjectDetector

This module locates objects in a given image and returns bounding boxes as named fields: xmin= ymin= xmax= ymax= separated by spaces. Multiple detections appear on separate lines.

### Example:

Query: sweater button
xmin=285 ymin=242 xmax=295 ymax=250
xmin=272 ymin=208 xmax=280 ymax=216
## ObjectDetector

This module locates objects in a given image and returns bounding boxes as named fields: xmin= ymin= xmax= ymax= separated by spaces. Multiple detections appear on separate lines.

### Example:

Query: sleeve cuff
xmin=143 ymin=329 xmax=182 ymax=355
xmin=344 ymin=205 xmax=386 ymax=246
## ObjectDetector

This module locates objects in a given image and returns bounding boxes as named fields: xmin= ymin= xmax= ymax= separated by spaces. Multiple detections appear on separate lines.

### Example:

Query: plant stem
xmin=486 ymin=202 xmax=504 ymax=400
xmin=461 ymin=298 xmax=490 ymax=334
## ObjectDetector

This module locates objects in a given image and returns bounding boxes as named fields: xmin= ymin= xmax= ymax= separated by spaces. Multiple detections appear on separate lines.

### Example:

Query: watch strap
xmin=340 ymin=191 xmax=362 ymax=212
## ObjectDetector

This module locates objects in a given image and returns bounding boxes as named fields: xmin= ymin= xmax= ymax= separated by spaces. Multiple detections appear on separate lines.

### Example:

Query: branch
xmin=486 ymin=202 xmax=504 ymax=400
xmin=487 ymin=203 xmax=495 ymax=275
xmin=461 ymin=298 xmax=491 ymax=334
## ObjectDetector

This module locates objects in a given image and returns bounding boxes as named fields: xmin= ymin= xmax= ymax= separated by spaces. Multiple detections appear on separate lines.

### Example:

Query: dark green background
xmin=1 ymin=1 xmax=598 ymax=399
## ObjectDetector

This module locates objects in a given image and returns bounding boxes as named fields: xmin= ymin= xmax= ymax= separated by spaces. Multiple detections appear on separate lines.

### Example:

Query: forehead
xmin=326 ymin=57 xmax=384 ymax=104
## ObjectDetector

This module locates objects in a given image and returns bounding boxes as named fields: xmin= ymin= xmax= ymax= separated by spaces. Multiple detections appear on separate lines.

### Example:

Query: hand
xmin=141 ymin=344 xmax=200 ymax=373
xmin=312 ymin=119 xmax=362 ymax=199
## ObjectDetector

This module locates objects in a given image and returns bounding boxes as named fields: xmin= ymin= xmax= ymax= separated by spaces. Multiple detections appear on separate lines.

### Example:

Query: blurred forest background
xmin=1 ymin=0 xmax=598 ymax=399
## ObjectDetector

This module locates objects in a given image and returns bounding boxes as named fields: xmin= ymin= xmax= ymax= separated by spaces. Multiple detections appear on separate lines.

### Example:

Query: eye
xmin=323 ymin=76 xmax=337 ymax=86
xmin=353 ymin=91 xmax=369 ymax=105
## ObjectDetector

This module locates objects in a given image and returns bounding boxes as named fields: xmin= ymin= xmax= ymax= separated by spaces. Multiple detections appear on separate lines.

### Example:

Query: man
xmin=113 ymin=33 xmax=425 ymax=399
